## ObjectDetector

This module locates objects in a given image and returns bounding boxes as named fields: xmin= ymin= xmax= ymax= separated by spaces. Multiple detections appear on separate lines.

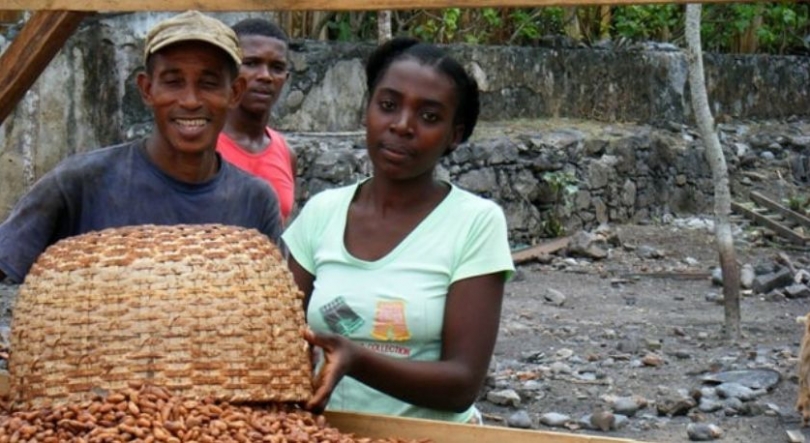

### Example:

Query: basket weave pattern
xmin=10 ymin=224 xmax=312 ymax=407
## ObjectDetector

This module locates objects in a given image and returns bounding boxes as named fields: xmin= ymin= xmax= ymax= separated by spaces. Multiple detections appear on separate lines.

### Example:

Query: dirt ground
xmin=0 ymin=222 xmax=806 ymax=443
xmin=481 ymin=222 xmax=807 ymax=443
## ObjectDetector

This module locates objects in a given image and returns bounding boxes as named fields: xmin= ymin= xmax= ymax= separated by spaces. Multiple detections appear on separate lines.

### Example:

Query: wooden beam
xmin=749 ymin=191 xmax=810 ymax=230
xmin=0 ymin=11 xmax=90 ymax=125
xmin=512 ymin=236 xmax=570 ymax=264
xmin=731 ymin=201 xmax=808 ymax=245
xmin=0 ymin=0 xmax=753 ymax=11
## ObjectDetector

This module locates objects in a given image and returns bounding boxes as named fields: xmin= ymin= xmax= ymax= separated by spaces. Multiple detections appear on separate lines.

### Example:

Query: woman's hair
xmin=365 ymin=37 xmax=480 ymax=143
xmin=231 ymin=18 xmax=288 ymax=43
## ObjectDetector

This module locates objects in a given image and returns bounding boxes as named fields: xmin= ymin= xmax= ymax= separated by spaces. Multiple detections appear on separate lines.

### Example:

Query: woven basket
xmin=10 ymin=224 xmax=312 ymax=407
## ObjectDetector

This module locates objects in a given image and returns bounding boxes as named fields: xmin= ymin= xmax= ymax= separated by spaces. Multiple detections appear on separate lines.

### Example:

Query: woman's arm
xmin=288 ymin=255 xmax=314 ymax=311
xmin=303 ymin=271 xmax=505 ymax=413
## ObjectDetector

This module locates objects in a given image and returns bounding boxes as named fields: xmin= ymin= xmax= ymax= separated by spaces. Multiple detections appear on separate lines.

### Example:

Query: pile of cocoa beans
xmin=0 ymin=383 xmax=432 ymax=443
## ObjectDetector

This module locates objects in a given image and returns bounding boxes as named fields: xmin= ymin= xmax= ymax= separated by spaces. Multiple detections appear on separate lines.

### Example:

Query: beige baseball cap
xmin=143 ymin=10 xmax=242 ymax=68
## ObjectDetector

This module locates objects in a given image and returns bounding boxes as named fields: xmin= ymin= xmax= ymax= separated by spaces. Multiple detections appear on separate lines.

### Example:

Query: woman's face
xmin=365 ymin=58 xmax=464 ymax=182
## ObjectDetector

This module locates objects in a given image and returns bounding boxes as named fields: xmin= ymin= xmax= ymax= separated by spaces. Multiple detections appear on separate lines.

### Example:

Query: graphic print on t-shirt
xmin=319 ymin=296 xmax=364 ymax=336
xmin=370 ymin=300 xmax=411 ymax=341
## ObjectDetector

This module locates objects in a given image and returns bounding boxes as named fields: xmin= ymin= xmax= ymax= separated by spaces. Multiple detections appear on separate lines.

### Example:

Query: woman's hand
xmin=303 ymin=328 xmax=356 ymax=413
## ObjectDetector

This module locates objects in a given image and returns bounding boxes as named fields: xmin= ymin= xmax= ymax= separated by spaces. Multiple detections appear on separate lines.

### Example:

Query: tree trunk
xmin=563 ymin=7 xmax=581 ymax=41
xmin=685 ymin=4 xmax=741 ymax=341
xmin=377 ymin=11 xmax=392 ymax=43
xmin=599 ymin=6 xmax=611 ymax=41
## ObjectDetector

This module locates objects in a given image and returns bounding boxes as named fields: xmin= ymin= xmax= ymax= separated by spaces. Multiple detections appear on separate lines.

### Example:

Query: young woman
xmin=282 ymin=37 xmax=513 ymax=423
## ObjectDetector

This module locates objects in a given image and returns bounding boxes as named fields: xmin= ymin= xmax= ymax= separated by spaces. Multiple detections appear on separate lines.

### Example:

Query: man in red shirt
xmin=218 ymin=18 xmax=296 ymax=222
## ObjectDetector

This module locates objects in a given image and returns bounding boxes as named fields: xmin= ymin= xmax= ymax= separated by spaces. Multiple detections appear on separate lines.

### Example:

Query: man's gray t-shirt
xmin=0 ymin=139 xmax=284 ymax=283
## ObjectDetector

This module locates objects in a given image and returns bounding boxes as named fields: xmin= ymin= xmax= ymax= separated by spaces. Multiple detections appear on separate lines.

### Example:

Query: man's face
xmin=238 ymin=35 xmax=289 ymax=116
xmin=137 ymin=41 xmax=244 ymax=156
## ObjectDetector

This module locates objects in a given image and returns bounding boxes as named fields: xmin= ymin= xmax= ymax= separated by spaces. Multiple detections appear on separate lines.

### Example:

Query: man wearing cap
xmin=0 ymin=11 xmax=284 ymax=284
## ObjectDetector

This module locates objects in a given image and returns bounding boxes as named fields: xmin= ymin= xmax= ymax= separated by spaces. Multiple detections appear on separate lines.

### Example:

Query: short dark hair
xmin=232 ymin=18 xmax=289 ymax=43
xmin=365 ymin=37 xmax=480 ymax=143
xmin=144 ymin=42 xmax=240 ymax=80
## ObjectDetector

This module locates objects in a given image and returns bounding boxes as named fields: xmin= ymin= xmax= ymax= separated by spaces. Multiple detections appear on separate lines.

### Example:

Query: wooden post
xmin=0 ymin=11 xmax=89 ymax=126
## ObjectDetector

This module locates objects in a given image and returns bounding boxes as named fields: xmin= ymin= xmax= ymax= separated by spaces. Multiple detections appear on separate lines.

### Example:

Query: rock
xmin=613 ymin=414 xmax=630 ymax=430
xmin=723 ymin=397 xmax=744 ymax=412
xmin=602 ymin=329 xmax=618 ymax=339
xmin=520 ymin=350 xmax=546 ymax=363
xmin=671 ymin=349 xmax=692 ymax=359
xmin=544 ymin=288 xmax=567 ymax=306
xmin=785 ymin=283 xmax=810 ymax=299
xmin=567 ymin=231 xmax=608 ymax=260
xmin=588 ymin=156 xmax=618 ymax=189
xmin=487 ymin=389 xmax=521 ymax=407
xmin=617 ymin=338 xmax=641 ymax=354
xmin=589 ymin=410 xmax=615 ymax=431
xmin=506 ymin=410 xmax=533 ymax=429
xmin=740 ymin=264 xmax=755 ymax=289
xmin=702 ymin=368 xmax=781 ymax=391
xmin=752 ymin=267 xmax=794 ymax=294
xmin=584 ymin=139 xmax=607 ymax=157
xmin=657 ymin=394 xmax=696 ymax=416
xmin=554 ymin=348 xmax=575 ymax=360
xmin=760 ymin=151 xmax=776 ymax=160
xmin=683 ymin=257 xmax=700 ymax=267
xmin=311 ymin=150 xmax=357 ymax=181
xmin=636 ymin=245 xmax=665 ymax=259
xmin=765 ymin=289 xmax=786 ymax=302
xmin=577 ymin=414 xmax=596 ymax=430
xmin=786 ymin=429 xmax=806 ymax=443
xmin=705 ymin=292 xmax=723 ymax=304
xmin=698 ymin=398 xmax=723 ymax=412
xmin=738 ymin=401 xmax=767 ymax=416
xmin=687 ymin=423 xmax=723 ymax=441
xmin=549 ymin=361 xmax=572 ymax=375
xmin=539 ymin=412 xmax=570 ymax=428
xmin=611 ymin=396 xmax=646 ymax=417
xmin=642 ymin=353 xmax=664 ymax=367
xmin=645 ymin=338 xmax=663 ymax=351
xmin=715 ymin=382 xmax=758 ymax=401
xmin=711 ymin=268 xmax=723 ymax=286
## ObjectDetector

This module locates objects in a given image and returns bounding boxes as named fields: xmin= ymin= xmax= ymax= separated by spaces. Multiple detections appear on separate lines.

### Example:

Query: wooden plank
xmin=0 ymin=11 xmax=90 ymax=125
xmin=0 ymin=0 xmax=755 ymax=11
xmin=325 ymin=411 xmax=644 ymax=443
xmin=512 ymin=236 xmax=570 ymax=264
xmin=750 ymin=191 xmax=810 ymax=230
xmin=731 ymin=201 xmax=808 ymax=245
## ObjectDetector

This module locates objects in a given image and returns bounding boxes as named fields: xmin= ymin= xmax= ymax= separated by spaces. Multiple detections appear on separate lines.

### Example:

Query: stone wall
xmin=1 ymin=13 xmax=809 ymax=240
xmin=286 ymin=120 xmax=809 ymax=244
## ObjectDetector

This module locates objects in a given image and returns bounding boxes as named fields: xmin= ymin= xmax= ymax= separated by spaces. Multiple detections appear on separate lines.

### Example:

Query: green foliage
xmin=318 ymin=4 xmax=810 ymax=55
xmin=785 ymin=193 xmax=810 ymax=214
xmin=612 ymin=5 xmax=682 ymax=41
xmin=541 ymin=171 xmax=579 ymax=237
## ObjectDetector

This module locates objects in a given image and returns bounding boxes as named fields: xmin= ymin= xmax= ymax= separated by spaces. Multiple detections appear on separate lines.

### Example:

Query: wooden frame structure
xmin=0 ymin=0 xmax=755 ymax=127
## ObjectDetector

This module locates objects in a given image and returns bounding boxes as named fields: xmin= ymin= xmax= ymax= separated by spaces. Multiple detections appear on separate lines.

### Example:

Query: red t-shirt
xmin=217 ymin=128 xmax=295 ymax=221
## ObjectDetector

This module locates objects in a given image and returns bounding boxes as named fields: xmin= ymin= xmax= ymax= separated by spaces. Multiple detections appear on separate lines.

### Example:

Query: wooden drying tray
xmin=325 ymin=411 xmax=647 ymax=443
